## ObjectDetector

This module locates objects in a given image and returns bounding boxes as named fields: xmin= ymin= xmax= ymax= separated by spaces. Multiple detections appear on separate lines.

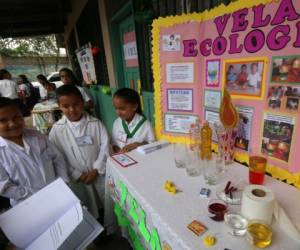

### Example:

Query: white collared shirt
xmin=49 ymin=113 xmax=109 ymax=179
xmin=112 ymin=113 xmax=155 ymax=149
xmin=0 ymin=129 xmax=69 ymax=206
xmin=0 ymin=79 xmax=19 ymax=99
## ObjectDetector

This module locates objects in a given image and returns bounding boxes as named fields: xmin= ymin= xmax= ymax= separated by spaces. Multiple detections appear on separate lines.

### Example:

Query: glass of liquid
xmin=249 ymin=147 xmax=268 ymax=185
xmin=246 ymin=220 xmax=272 ymax=248
xmin=203 ymin=153 xmax=225 ymax=185
xmin=207 ymin=199 xmax=228 ymax=221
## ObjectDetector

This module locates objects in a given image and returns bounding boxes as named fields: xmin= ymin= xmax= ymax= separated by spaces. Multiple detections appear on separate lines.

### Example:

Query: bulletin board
xmin=151 ymin=0 xmax=300 ymax=187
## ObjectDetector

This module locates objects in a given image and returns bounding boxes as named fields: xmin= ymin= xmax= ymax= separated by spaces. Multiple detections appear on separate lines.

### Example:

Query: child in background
xmin=226 ymin=65 xmax=236 ymax=86
xmin=49 ymin=85 xmax=109 ymax=219
xmin=112 ymin=88 xmax=155 ymax=153
xmin=247 ymin=63 xmax=261 ymax=89
xmin=59 ymin=68 xmax=94 ymax=110
xmin=236 ymin=64 xmax=248 ymax=88
xmin=0 ymin=97 xmax=69 ymax=206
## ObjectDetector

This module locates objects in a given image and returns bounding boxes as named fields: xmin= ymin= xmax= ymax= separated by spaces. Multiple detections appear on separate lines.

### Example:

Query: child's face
xmin=0 ymin=106 xmax=24 ymax=140
xmin=241 ymin=66 xmax=247 ymax=72
xmin=113 ymin=97 xmax=138 ymax=122
xmin=58 ymin=94 xmax=84 ymax=121
xmin=60 ymin=71 xmax=72 ymax=85
xmin=251 ymin=64 xmax=258 ymax=74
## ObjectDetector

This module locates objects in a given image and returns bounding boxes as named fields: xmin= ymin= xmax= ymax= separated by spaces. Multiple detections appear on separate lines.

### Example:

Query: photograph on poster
xmin=204 ymin=109 xmax=220 ymax=142
xmin=164 ymin=113 xmax=198 ymax=134
xmin=261 ymin=113 xmax=295 ymax=163
xmin=162 ymin=34 xmax=181 ymax=51
xmin=204 ymin=90 xmax=221 ymax=109
xmin=206 ymin=59 xmax=220 ymax=87
xmin=167 ymin=89 xmax=193 ymax=111
xmin=267 ymin=85 xmax=300 ymax=112
xmin=235 ymin=106 xmax=253 ymax=151
xmin=270 ymin=55 xmax=300 ymax=84
xmin=166 ymin=62 xmax=194 ymax=83
xmin=224 ymin=59 xmax=265 ymax=98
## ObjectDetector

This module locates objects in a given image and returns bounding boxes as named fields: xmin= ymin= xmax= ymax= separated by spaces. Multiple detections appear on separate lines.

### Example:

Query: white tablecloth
xmin=105 ymin=145 xmax=300 ymax=250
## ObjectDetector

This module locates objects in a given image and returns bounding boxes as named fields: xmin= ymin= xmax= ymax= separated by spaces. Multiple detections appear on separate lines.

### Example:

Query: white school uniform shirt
xmin=49 ymin=113 xmax=109 ymax=218
xmin=247 ymin=72 xmax=261 ymax=88
xmin=0 ymin=129 xmax=69 ymax=206
xmin=0 ymin=79 xmax=19 ymax=99
xmin=112 ymin=113 xmax=155 ymax=149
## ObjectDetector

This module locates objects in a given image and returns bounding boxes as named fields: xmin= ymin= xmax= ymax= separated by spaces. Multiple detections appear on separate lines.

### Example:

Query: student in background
xmin=59 ymin=68 xmax=94 ymax=110
xmin=0 ymin=97 xmax=69 ymax=206
xmin=0 ymin=69 xmax=18 ymax=99
xmin=49 ymin=85 xmax=109 ymax=219
xmin=112 ymin=88 xmax=155 ymax=153
xmin=18 ymin=75 xmax=37 ymax=110
xmin=0 ymin=69 xmax=30 ymax=117
xmin=36 ymin=74 xmax=56 ymax=101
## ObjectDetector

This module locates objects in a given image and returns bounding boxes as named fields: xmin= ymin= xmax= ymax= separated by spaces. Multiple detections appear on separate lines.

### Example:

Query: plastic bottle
xmin=189 ymin=120 xmax=201 ymax=151
xmin=201 ymin=121 xmax=212 ymax=160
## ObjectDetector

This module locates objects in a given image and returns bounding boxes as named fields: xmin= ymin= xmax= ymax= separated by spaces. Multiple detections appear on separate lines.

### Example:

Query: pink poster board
xmin=152 ymin=0 xmax=300 ymax=185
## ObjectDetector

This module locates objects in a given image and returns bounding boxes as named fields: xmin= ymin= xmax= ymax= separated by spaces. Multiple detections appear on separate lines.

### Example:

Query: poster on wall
xmin=235 ymin=106 xmax=254 ymax=152
xmin=262 ymin=113 xmax=295 ymax=163
xmin=267 ymin=85 xmax=300 ymax=113
xmin=162 ymin=34 xmax=181 ymax=51
xmin=76 ymin=43 xmax=97 ymax=84
xmin=204 ymin=90 xmax=221 ymax=109
xmin=123 ymin=31 xmax=139 ymax=67
xmin=152 ymin=0 xmax=300 ymax=185
xmin=223 ymin=58 xmax=266 ymax=99
xmin=204 ymin=109 xmax=220 ymax=142
xmin=206 ymin=59 xmax=220 ymax=87
xmin=164 ymin=114 xmax=198 ymax=134
xmin=166 ymin=63 xmax=194 ymax=83
xmin=167 ymin=89 xmax=193 ymax=111
xmin=270 ymin=55 xmax=300 ymax=84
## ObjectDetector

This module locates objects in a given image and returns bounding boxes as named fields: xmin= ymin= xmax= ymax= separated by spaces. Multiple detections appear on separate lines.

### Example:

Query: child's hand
xmin=78 ymin=172 xmax=88 ymax=182
xmin=120 ymin=142 xmax=140 ymax=153
xmin=84 ymin=169 xmax=98 ymax=184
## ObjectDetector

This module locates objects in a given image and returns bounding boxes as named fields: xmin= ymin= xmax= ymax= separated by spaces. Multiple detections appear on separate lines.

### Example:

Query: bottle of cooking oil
xmin=201 ymin=121 xmax=212 ymax=160
xmin=247 ymin=221 xmax=272 ymax=248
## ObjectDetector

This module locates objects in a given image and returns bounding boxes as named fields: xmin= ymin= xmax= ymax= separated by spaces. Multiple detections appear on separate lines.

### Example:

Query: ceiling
xmin=0 ymin=0 xmax=71 ymax=38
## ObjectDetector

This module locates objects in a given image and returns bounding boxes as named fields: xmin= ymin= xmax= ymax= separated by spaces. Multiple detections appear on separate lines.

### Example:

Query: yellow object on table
xmin=164 ymin=181 xmax=177 ymax=194
xmin=203 ymin=235 xmax=216 ymax=247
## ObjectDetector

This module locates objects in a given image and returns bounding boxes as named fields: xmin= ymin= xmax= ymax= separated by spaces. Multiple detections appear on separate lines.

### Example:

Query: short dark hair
xmin=56 ymin=84 xmax=84 ymax=102
xmin=59 ymin=68 xmax=80 ymax=86
xmin=0 ymin=97 xmax=20 ymax=110
xmin=36 ymin=74 xmax=47 ymax=82
xmin=113 ymin=88 xmax=142 ymax=114
xmin=0 ymin=69 xmax=10 ymax=80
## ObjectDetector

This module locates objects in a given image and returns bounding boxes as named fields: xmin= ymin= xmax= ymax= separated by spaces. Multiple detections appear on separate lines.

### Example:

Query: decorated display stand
xmin=105 ymin=1 xmax=300 ymax=250
xmin=152 ymin=0 xmax=300 ymax=187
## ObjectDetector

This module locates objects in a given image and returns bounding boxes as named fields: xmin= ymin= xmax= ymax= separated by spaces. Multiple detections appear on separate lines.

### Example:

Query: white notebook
xmin=0 ymin=178 xmax=103 ymax=250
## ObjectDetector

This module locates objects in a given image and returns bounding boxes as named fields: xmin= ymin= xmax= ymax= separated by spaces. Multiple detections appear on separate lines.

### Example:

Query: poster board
xmin=151 ymin=0 xmax=300 ymax=187
xmin=76 ymin=43 xmax=97 ymax=84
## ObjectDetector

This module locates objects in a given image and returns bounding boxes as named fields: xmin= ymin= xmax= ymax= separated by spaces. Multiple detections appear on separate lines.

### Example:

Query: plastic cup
xmin=249 ymin=148 xmax=267 ymax=185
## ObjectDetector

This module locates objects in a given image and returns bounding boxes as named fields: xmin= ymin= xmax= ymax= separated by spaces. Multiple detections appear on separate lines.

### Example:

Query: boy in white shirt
xmin=0 ymin=97 xmax=69 ymax=206
xmin=49 ymin=84 xmax=109 ymax=219
xmin=247 ymin=63 xmax=261 ymax=89
xmin=112 ymin=88 xmax=155 ymax=153
xmin=0 ymin=69 xmax=18 ymax=99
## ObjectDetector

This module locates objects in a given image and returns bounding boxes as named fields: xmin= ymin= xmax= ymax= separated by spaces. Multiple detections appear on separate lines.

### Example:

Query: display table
xmin=31 ymin=100 xmax=60 ymax=134
xmin=105 ymin=145 xmax=300 ymax=250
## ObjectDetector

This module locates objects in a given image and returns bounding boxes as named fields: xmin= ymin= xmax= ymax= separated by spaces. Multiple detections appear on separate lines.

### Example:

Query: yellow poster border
xmin=151 ymin=0 xmax=300 ymax=187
